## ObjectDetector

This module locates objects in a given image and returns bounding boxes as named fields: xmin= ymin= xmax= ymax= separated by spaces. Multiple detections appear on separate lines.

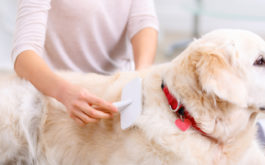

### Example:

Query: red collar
xmin=161 ymin=81 xmax=207 ymax=136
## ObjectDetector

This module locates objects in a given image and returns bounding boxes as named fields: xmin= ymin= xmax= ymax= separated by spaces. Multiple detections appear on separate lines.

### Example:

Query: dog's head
xmin=165 ymin=29 xmax=265 ymax=141
xmin=192 ymin=29 xmax=265 ymax=109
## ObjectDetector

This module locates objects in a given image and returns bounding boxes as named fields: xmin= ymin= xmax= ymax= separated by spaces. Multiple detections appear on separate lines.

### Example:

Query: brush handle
xmin=113 ymin=100 xmax=132 ymax=112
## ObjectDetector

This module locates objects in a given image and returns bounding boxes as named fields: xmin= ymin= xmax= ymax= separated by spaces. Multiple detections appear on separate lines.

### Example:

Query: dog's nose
xmin=259 ymin=107 xmax=265 ymax=111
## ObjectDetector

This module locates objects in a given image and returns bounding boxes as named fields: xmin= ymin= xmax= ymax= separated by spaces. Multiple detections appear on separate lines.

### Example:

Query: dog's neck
xmin=159 ymin=79 xmax=258 ymax=155
xmin=136 ymin=65 xmax=259 ymax=164
xmin=161 ymin=81 xmax=210 ymax=136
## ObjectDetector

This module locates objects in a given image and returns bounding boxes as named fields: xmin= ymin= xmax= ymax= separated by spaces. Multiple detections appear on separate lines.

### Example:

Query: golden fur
xmin=0 ymin=29 xmax=265 ymax=164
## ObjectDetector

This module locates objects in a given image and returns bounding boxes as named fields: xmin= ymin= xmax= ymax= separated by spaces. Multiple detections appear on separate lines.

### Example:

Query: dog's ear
xmin=195 ymin=44 xmax=247 ymax=107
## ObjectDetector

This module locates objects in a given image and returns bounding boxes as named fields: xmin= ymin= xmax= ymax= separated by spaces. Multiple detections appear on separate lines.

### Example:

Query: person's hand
xmin=56 ymin=82 xmax=118 ymax=126
xmin=13 ymin=51 xmax=117 ymax=126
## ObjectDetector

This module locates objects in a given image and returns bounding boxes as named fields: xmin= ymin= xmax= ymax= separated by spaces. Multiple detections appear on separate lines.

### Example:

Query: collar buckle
xmin=161 ymin=80 xmax=208 ymax=136
xmin=170 ymin=103 xmax=181 ymax=112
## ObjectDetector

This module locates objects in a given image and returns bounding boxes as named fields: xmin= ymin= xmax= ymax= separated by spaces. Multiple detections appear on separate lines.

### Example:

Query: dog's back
xmin=0 ymin=74 xmax=44 ymax=164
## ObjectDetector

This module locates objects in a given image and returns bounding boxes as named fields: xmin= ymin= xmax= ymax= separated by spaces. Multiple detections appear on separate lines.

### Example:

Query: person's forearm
xmin=14 ymin=50 xmax=67 ymax=100
xmin=131 ymin=27 xmax=158 ymax=70
xmin=14 ymin=50 xmax=117 ymax=126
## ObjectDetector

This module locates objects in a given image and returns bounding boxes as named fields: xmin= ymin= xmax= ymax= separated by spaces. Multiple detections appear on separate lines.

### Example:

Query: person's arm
xmin=127 ymin=0 xmax=159 ymax=70
xmin=14 ymin=51 xmax=117 ymax=126
xmin=131 ymin=27 xmax=158 ymax=70
xmin=12 ymin=0 xmax=117 ymax=126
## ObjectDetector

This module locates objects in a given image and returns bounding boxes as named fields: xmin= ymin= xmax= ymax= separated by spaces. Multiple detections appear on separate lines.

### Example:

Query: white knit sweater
xmin=12 ymin=0 xmax=159 ymax=74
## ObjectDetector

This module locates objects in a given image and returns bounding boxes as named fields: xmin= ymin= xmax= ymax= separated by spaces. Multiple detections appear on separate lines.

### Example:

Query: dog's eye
xmin=254 ymin=55 xmax=265 ymax=66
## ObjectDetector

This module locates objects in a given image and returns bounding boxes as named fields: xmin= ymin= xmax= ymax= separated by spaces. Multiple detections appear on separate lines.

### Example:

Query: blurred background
xmin=1 ymin=0 xmax=265 ymax=71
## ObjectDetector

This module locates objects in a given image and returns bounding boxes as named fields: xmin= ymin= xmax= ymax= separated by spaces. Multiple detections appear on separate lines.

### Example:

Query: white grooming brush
xmin=113 ymin=77 xmax=142 ymax=130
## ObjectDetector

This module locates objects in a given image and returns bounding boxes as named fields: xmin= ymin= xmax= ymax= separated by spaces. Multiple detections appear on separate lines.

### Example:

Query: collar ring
xmin=170 ymin=102 xmax=181 ymax=112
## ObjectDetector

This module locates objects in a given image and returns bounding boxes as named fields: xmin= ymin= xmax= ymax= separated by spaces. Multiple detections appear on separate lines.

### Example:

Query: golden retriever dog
xmin=0 ymin=29 xmax=265 ymax=165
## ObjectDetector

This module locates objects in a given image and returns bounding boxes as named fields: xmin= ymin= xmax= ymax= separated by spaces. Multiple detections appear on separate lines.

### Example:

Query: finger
xmin=92 ymin=104 xmax=117 ymax=114
xmin=81 ymin=93 xmax=118 ymax=113
xmin=88 ymin=97 xmax=118 ymax=113
xmin=69 ymin=112 xmax=86 ymax=126
xmin=76 ymin=101 xmax=112 ymax=119
xmin=72 ymin=109 xmax=99 ymax=124
xmin=73 ymin=117 xmax=86 ymax=127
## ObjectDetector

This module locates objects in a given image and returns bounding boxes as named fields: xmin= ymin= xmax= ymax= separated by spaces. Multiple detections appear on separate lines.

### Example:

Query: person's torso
xmin=44 ymin=0 xmax=134 ymax=74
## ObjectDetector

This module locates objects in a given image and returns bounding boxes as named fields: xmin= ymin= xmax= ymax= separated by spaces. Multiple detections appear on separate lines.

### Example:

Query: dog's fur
xmin=0 ymin=29 xmax=265 ymax=165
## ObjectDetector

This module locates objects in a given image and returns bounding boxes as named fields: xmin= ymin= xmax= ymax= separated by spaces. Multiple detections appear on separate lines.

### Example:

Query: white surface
xmin=258 ymin=119 xmax=265 ymax=133
xmin=0 ymin=0 xmax=17 ymax=70
xmin=117 ymin=78 xmax=142 ymax=130
xmin=155 ymin=0 xmax=265 ymax=33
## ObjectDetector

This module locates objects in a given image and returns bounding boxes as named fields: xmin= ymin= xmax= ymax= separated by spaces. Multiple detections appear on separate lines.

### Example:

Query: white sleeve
xmin=127 ymin=0 xmax=159 ymax=39
xmin=11 ymin=0 xmax=51 ymax=64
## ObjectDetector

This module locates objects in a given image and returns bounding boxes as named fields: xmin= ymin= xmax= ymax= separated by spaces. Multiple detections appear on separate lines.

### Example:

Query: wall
xmin=0 ymin=0 xmax=16 ymax=70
